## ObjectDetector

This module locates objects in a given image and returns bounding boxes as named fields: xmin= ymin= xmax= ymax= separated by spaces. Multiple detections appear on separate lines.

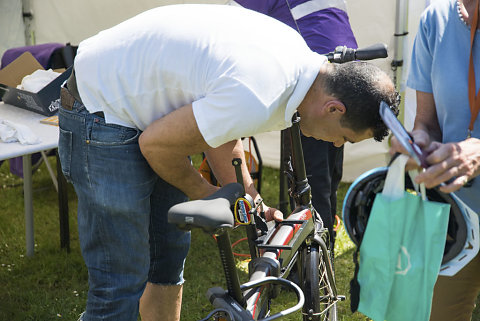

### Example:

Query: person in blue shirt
xmin=393 ymin=0 xmax=480 ymax=319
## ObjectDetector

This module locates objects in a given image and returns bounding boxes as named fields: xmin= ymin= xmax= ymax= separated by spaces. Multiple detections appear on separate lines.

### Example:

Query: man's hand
xmin=263 ymin=204 xmax=284 ymax=222
xmin=390 ymin=132 xmax=480 ymax=193
xmin=204 ymin=139 xmax=284 ymax=221
xmin=414 ymin=138 xmax=480 ymax=193
xmin=389 ymin=129 xmax=431 ymax=170
xmin=392 ymin=90 xmax=479 ymax=193
xmin=252 ymin=194 xmax=283 ymax=222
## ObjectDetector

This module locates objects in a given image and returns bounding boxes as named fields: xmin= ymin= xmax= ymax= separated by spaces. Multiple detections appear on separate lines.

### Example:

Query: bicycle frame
xmin=203 ymin=113 xmax=339 ymax=321
xmin=167 ymin=43 xmax=389 ymax=321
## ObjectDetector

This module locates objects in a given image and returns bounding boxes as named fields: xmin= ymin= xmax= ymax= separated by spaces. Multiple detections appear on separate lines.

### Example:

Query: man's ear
xmin=324 ymin=100 xmax=346 ymax=114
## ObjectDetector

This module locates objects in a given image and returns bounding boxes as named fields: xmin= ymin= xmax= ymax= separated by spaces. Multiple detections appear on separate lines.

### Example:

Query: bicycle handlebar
xmin=325 ymin=43 xmax=388 ymax=63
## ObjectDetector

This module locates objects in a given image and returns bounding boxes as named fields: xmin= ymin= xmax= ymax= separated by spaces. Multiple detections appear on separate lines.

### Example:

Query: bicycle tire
xmin=302 ymin=245 xmax=337 ymax=321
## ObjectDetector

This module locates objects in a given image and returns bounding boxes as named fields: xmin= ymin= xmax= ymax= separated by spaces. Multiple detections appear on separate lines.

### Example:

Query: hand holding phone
xmin=379 ymin=101 xmax=429 ymax=168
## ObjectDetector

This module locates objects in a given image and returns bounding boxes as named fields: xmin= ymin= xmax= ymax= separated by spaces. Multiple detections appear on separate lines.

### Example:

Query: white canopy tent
xmin=0 ymin=0 xmax=434 ymax=181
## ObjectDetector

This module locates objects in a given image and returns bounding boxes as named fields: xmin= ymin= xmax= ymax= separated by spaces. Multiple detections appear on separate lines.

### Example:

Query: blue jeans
xmin=58 ymin=100 xmax=190 ymax=321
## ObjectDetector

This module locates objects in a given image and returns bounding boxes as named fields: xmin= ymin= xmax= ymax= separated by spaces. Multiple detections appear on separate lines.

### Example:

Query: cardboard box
xmin=0 ymin=52 xmax=72 ymax=116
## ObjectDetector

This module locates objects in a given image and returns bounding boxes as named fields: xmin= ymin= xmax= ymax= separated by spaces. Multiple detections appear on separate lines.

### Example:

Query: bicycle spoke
xmin=301 ymin=299 xmax=338 ymax=316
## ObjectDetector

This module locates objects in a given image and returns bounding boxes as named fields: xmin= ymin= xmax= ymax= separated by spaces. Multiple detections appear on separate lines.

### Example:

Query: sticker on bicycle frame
xmin=234 ymin=197 xmax=253 ymax=225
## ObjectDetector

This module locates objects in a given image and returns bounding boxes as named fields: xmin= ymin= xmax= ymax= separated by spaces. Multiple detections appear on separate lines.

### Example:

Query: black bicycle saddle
xmin=168 ymin=183 xmax=244 ymax=234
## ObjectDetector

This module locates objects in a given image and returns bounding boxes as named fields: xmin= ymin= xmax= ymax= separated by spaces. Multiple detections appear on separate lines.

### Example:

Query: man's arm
xmin=139 ymin=103 xmax=262 ymax=201
xmin=205 ymin=139 xmax=283 ymax=221
xmin=139 ymin=104 xmax=217 ymax=200
xmin=204 ymin=140 xmax=257 ymax=198
xmin=139 ymin=103 xmax=283 ymax=220
xmin=412 ymin=91 xmax=442 ymax=145
xmin=411 ymin=91 xmax=480 ymax=192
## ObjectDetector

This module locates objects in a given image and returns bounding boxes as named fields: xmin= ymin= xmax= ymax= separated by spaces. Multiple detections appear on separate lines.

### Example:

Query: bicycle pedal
xmin=337 ymin=295 xmax=346 ymax=301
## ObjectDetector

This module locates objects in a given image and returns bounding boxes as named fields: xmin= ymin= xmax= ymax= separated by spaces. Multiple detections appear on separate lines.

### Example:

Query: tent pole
xmin=392 ymin=0 xmax=409 ymax=123
xmin=22 ymin=0 xmax=35 ymax=45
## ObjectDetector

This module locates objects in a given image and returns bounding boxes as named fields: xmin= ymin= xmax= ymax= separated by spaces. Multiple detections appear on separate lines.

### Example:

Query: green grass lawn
xmin=1 ymin=156 xmax=479 ymax=320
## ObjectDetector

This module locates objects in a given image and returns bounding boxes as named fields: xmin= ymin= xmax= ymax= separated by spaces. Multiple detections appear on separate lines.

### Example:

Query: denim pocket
xmin=88 ymin=120 xmax=141 ymax=146
xmin=58 ymin=128 xmax=73 ymax=182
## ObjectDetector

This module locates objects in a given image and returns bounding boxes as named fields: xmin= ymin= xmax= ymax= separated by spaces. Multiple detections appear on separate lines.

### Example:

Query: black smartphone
xmin=379 ymin=101 xmax=429 ymax=168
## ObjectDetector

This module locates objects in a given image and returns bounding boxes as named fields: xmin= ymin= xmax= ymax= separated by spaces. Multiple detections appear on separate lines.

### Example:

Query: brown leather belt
xmin=60 ymin=87 xmax=76 ymax=111
xmin=60 ymin=69 xmax=104 ymax=118
xmin=60 ymin=69 xmax=82 ymax=111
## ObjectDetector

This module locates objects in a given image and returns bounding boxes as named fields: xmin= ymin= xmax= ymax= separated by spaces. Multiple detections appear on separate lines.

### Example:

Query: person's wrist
xmin=190 ymin=182 xmax=219 ymax=200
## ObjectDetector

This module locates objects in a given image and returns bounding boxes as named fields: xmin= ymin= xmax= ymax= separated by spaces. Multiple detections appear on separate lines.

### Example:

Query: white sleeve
xmin=192 ymin=76 xmax=276 ymax=148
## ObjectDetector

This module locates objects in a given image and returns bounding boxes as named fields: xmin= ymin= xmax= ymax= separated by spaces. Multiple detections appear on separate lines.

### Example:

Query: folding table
xmin=0 ymin=101 xmax=69 ymax=256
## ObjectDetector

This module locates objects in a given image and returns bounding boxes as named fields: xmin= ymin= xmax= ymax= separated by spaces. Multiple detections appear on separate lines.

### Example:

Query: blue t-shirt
xmin=407 ymin=0 xmax=480 ymax=212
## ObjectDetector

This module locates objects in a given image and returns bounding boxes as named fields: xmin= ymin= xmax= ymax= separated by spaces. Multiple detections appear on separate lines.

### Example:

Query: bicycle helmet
xmin=342 ymin=166 xmax=479 ymax=276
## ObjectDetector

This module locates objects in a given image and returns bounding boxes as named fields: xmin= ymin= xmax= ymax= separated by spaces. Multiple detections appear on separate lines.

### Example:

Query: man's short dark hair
xmin=323 ymin=61 xmax=400 ymax=142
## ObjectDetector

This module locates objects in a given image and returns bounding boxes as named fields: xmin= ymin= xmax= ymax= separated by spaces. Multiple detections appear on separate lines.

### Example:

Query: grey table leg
xmin=22 ymin=154 xmax=34 ymax=257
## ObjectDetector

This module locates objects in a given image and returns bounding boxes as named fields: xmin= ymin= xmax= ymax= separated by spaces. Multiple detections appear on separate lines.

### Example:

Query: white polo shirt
xmin=74 ymin=4 xmax=325 ymax=147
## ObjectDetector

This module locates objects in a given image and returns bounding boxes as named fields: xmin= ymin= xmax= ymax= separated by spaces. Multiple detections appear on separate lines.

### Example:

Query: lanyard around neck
xmin=468 ymin=0 xmax=480 ymax=137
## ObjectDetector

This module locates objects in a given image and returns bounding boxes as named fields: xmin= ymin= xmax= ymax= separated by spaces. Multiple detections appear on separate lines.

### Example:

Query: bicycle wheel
xmin=302 ymin=245 xmax=337 ymax=321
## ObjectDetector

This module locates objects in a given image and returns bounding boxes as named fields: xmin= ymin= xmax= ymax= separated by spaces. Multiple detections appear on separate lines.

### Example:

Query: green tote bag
xmin=357 ymin=155 xmax=450 ymax=321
